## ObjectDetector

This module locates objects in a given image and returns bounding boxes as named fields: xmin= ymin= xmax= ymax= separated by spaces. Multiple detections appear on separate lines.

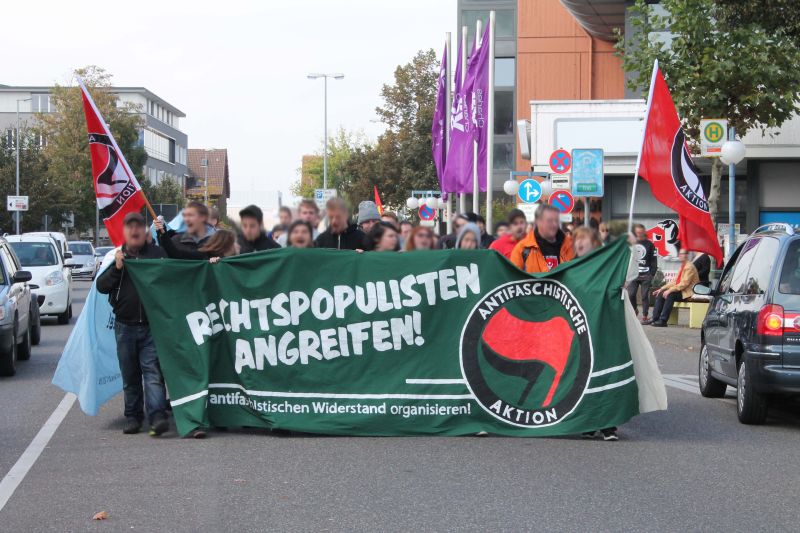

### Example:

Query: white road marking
xmin=662 ymin=374 xmax=736 ymax=404
xmin=405 ymin=379 xmax=466 ymax=385
xmin=0 ymin=392 xmax=75 ymax=512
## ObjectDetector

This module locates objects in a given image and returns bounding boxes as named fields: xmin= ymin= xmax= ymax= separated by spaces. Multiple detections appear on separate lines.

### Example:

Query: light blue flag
xmin=150 ymin=210 xmax=185 ymax=243
xmin=52 ymin=251 xmax=121 ymax=416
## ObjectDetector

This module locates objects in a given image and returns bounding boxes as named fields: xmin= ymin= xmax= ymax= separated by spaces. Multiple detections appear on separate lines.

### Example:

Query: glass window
xmin=9 ymin=242 xmax=58 ymax=267
xmin=68 ymin=243 xmax=94 ymax=256
xmin=494 ymin=90 xmax=514 ymax=135
xmin=493 ymin=142 xmax=514 ymax=170
xmin=495 ymin=58 xmax=514 ymax=87
xmin=463 ymin=9 xmax=515 ymax=48
xmin=745 ymin=237 xmax=779 ymax=295
xmin=727 ymin=239 xmax=760 ymax=294
xmin=1 ymin=246 xmax=18 ymax=275
xmin=779 ymin=240 xmax=800 ymax=295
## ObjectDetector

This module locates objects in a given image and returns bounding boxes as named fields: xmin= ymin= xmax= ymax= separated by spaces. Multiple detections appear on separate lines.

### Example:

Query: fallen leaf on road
xmin=92 ymin=511 xmax=109 ymax=520
xmin=233 ymin=479 xmax=247 ymax=484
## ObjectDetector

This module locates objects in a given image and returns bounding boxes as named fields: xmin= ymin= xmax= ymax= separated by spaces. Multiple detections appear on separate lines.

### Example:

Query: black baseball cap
xmin=239 ymin=204 xmax=264 ymax=224
xmin=123 ymin=212 xmax=145 ymax=226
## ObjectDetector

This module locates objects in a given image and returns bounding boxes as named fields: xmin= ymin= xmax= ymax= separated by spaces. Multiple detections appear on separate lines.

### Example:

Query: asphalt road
xmin=1 ymin=282 xmax=799 ymax=532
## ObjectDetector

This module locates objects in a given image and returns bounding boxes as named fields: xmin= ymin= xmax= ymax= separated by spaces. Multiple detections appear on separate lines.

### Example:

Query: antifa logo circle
xmin=460 ymin=279 xmax=593 ymax=427
xmin=671 ymin=129 xmax=709 ymax=212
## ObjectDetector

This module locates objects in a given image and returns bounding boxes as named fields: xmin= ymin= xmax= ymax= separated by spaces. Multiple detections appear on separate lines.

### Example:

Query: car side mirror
xmin=720 ymin=293 xmax=733 ymax=304
xmin=64 ymin=251 xmax=73 ymax=259
xmin=94 ymin=252 xmax=102 ymax=257
xmin=29 ymin=284 xmax=40 ymax=290
xmin=693 ymin=283 xmax=712 ymax=296
xmin=13 ymin=271 xmax=32 ymax=283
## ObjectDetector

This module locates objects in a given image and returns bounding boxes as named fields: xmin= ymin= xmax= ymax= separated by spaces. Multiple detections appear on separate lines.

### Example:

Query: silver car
xmin=67 ymin=241 xmax=100 ymax=280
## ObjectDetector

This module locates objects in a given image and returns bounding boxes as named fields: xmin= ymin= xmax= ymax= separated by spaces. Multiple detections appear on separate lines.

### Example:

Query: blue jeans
xmin=114 ymin=322 xmax=167 ymax=423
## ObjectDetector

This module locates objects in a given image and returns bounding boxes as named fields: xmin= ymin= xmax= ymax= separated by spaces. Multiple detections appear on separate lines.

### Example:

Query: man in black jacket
xmin=237 ymin=205 xmax=279 ymax=253
xmin=314 ymin=198 xmax=365 ymax=250
xmin=172 ymin=201 xmax=215 ymax=253
xmin=627 ymin=223 xmax=659 ymax=323
xmin=96 ymin=212 xmax=171 ymax=437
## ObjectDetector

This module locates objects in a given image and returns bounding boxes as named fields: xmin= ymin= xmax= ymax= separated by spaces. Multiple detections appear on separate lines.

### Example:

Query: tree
xmin=0 ymin=130 xmax=70 ymax=233
xmin=141 ymin=177 xmax=184 ymax=207
xmin=292 ymin=128 xmax=369 ymax=201
xmin=36 ymin=66 xmax=147 ymax=232
xmin=615 ymin=0 xmax=800 ymax=222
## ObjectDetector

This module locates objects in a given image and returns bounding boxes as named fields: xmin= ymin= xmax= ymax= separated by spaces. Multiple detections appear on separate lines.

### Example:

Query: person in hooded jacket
xmin=455 ymin=222 xmax=483 ymax=249
xmin=314 ymin=198 xmax=365 ymax=250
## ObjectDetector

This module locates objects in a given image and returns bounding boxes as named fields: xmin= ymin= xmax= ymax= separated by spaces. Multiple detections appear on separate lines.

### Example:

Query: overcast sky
xmin=2 ymin=0 xmax=455 ymax=205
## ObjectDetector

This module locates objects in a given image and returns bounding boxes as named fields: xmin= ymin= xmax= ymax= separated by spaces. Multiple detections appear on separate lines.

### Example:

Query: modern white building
xmin=0 ymin=84 xmax=188 ymax=188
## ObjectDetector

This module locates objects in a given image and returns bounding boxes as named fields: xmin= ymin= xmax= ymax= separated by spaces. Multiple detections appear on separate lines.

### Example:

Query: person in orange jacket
xmin=510 ymin=203 xmax=574 ymax=273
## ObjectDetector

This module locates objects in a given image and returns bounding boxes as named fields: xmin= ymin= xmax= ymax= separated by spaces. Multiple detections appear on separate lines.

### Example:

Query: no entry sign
xmin=549 ymin=149 xmax=572 ymax=174
xmin=419 ymin=204 xmax=436 ymax=221
xmin=549 ymin=190 xmax=574 ymax=214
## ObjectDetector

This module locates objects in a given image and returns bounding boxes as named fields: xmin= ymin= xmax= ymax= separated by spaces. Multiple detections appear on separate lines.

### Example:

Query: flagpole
xmin=445 ymin=32 xmax=453 ymax=235
xmin=486 ymin=11 xmax=496 ymax=233
xmin=627 ymin=59 xmax=659 ymax=235
xmin=472 ymin=18 xmax=482 ymax=215
xmin=459 ymin=25 xmax=468 ymax=215
xmin=77 ymin=78 xmax=159 ymax=222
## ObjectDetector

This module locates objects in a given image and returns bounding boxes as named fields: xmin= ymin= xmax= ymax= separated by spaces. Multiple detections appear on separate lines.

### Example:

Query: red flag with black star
xmin=78 ymin=79 xmax=146 ymax=246
xmin=637 ymin=62 xmax=723 ymax=266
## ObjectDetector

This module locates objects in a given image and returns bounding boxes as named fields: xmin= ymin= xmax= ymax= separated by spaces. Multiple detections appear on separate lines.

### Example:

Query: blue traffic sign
xmin=419 ymin=205 xmax=436 ymax=221
xmin=550 ymin=190 xmax=575 ymax=214
xmin=517 ymin=178 xmax=542 ymax=204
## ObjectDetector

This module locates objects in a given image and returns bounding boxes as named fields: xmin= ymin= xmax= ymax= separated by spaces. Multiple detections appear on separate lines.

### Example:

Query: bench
xmin=667 ymin=297 xmax=711 ymax=329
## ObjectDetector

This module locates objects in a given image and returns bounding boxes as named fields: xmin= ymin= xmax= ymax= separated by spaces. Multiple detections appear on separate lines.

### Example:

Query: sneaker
xmin=184 ymin=427 xmax=207 ymax=439
xmin=149 ymin=413 xmax=169 ymax=437
xmin=641 ymin=318 xmax=653 ymax=325
xmin=652 ymin=321 xmax=667 ymax=328
xmin=601 ymin=428 xmax=619 ymax=441
xmin=581 ymin=431 xmax=598 ymax=439
xmin=122 ymin=417 xmax=142 ymax=435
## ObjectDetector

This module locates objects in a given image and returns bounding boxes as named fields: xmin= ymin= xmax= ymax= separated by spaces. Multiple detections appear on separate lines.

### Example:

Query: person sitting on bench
xmin=646 ymin=248 xmax=699 ymax=327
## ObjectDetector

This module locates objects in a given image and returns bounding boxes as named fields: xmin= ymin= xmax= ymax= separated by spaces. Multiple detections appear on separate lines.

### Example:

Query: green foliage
xmin=616 ymin=0 xmax=800 ymax=222
xmin=0 ymin=131 xmax=71 ymax=233
xmin=36 ymin=66 xmax=146 ymax=232
xmin=715 ymin=0 xmax=800 ymax=44
xmin=141 ymin=177 xmax=184 ymax=207
xmin=292 ymin=128 xmax=370 ymax=201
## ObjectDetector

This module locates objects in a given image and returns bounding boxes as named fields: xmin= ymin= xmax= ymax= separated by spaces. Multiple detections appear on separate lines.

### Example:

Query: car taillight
xmin=757 ymin=304 xmax=784 ymax=336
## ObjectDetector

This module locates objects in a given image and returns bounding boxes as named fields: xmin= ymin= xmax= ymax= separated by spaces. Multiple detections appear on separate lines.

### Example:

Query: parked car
xmin=6 ymin=235 xmax=73 ymax=324
xmin=0 ymin=236 xmax=39 ymax=377
xmin=67 ymin=241 xmax=100 ymax=279
xmin=697 ymin=223 xmax=800 ymax=424
xmin=25 ymin=231 xmax=70 ymax=261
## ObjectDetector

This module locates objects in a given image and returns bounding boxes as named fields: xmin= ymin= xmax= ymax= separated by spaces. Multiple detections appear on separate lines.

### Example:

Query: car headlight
xmin=0 ymin=306 xmax=5 ymax=321
xmin=86 ymin=259 xmax=95 ymax=267
xmin=45 ymin=270 xmax=65 ymax=286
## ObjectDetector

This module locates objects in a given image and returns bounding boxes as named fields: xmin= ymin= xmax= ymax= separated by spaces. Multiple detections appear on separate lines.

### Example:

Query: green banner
xmin=126 ymin=238 xmax=639 ymax=436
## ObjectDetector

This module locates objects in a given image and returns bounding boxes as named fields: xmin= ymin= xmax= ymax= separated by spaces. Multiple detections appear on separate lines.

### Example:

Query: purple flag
xmin=432 ymin=44 xmax=448 ymax=189
xmin=442 ymin=38 xmax=474 ymax=194
xmin=467 ymin=24 xmax=491 ymax=192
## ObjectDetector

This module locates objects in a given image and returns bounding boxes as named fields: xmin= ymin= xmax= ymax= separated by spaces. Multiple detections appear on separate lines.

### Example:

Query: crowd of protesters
xmin=99 ymin=193 xmax=710 ymax=442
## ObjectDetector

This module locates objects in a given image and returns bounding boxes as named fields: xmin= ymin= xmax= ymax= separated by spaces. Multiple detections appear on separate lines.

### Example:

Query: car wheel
xmin=57 ymin=306 xmax=70 ymax=325
xmin=31 ymin=312 xmax=41 ymax=346
xmin=67 ymin=303 xmax=73 ymax=319
xmin=17 ymin=323 xmax=32 ymax=361
xmin=737 ymin=359 xmax=768 ymax=425
xmin=698 ymin=344 xmax=726 ymax=398
xmin=0 ymin=321 xmax=18 ymax=377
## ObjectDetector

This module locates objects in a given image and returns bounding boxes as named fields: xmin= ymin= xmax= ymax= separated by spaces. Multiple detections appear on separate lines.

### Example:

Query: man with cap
xmin=489 ymin=209 xmax=528 ymax=259
xmin=237 ymin=204 xmax=280 ymax=253
xmin=357 ymin=201 xmax=381 ymax=234
xmin=96 ymin=212 xmax=172 ymax=437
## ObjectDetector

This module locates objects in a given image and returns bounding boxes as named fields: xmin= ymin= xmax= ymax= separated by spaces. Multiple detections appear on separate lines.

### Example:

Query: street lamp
xmin=307 ymin=73 xmax=344 ymax=190
xmin=721 ymin=131 xmax=746 ymax=258
xmin=15 ymin=97 xmax=31 ymax=235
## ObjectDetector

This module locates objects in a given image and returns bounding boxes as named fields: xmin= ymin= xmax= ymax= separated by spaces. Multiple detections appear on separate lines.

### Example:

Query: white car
xmin=6 ymin=235 xmax=73 ymax=324
xmin=67 ymin=241 xmax=100 ymax=279
xmin=25 ymin=231 xmax=69 ymax=261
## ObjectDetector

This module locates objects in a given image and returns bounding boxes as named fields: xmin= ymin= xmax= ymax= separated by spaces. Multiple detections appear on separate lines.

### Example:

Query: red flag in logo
xmin=637 ymin=63 xmax=723 ymax=266
xmin=373 ymin=186 xmax=384 ymax=216
xmin=79 ymin=80 xmax=146 ymax=246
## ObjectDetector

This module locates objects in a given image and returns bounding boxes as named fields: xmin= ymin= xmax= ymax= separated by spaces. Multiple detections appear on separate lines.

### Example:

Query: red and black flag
xmin=78 ymin=79 xmax=147 ymax=246
xmin=636 ymin=61 xmax=723 ymax=266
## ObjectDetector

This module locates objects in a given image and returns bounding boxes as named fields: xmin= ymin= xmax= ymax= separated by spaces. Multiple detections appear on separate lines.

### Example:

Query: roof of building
xmin=187 ymin=149 xmax=230 ymax=199
xmin=559 ymin=0 xmax=626 ymax=41
xmin=0 ymin=84 xmax=185 ymax=117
